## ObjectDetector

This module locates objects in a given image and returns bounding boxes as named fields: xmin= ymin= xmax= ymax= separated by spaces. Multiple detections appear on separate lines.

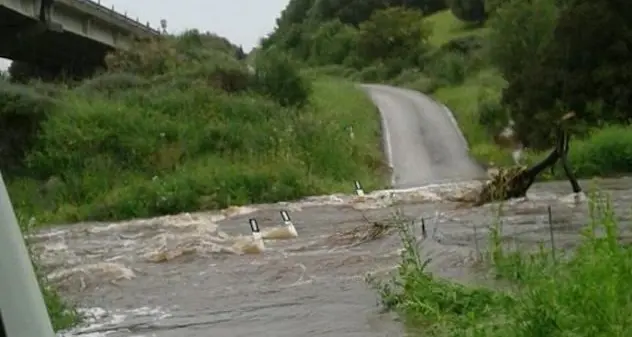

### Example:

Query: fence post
xmin=473 ymin=222 xmax=480 ymax=257
xmin=547 ymin=205 xmax=556 ymax=262
xmin=0 ymin=172 xmax=55 ymax=337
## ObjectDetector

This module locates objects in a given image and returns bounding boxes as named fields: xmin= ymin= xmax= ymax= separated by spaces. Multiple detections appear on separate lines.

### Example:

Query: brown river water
xmin=32 ymin=177 xmax=632 ymax=337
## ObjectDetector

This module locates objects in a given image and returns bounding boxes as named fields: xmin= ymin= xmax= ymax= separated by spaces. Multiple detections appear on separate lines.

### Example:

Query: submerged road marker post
xmin=547 ymin=205 xmax=556 ymax=263
xmin=420 ymin=218 xmax=427 ymax=239
xmin=249 ymin=218 xmax=261 ymax=237
xmin=0 ymin=172 xmax=56 ymax=337
xmin=473 ymin=222 xmax=480 ymax=258
xmin=279 ymin=210 xmax=299 ymax=237
xmin=280 ymin=210 xmax=291 ymax=225
xmin=354 ymin=181 xmax=365 ymax=196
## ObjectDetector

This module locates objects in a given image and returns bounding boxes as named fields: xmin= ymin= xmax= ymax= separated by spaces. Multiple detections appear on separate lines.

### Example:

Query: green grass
xmin=4 ymin=75 xmax=387 ymax=225
xmin=432 ymin=68 xmax=511 ymax=165
xmin=370 ymin=193 xmax=632 ymax=336
xmin=426 ymin=10 xmax=489 ymax=47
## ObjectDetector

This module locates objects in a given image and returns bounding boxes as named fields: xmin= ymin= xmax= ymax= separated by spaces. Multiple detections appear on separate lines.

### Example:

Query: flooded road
xmin=26 ymin=177 xmax=632 ymax=337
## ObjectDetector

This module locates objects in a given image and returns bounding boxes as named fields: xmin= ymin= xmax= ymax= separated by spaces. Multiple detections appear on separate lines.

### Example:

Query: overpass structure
xmin=0 ymin=0 xmax=160 ymax=68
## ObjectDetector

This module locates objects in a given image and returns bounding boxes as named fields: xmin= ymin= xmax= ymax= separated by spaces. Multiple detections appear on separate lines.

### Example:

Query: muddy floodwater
xmin=30 ymin=177 xmax=632 ymax=337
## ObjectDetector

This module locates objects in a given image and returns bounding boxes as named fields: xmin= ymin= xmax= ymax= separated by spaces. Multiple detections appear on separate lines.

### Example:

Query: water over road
xmin=26 ymin=87 xmax=630 ymax=336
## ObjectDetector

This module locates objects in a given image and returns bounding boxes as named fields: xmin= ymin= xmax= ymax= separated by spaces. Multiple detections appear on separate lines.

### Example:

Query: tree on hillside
xmin=407 ymin=0 xmax=448 ymax=16
xmin=487 ymin=0 xmax=558 ymax=83
xmin=309 ymin=0 xmax=388 ymax=26
xmin=447 ymin=0 xmax=487 ymax=23
xmin=501 ymin=0 xmax=632 ymax=149
xmin=307 ymin=20 xmax=358 ymax=65
xmin=484 ymin=0 xmax=511 ymax=14
xmin=262 ymin=0 xmax=443 ymax=64
xmin=253 ymin=48 xmax=311 ymax=108
xmin=355 ymin=7 xmax=431 ymax=67
xmin=277 ymin=0 xmax=317 ymax=26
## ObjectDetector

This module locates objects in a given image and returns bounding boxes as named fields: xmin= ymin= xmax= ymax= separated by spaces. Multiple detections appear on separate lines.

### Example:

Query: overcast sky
xmin=0 ymin=0 xmax=290 ymax=70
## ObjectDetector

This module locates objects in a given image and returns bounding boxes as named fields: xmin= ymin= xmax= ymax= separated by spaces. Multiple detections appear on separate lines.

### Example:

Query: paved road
xmin=362 ymin=84 xmax=485 ymax=188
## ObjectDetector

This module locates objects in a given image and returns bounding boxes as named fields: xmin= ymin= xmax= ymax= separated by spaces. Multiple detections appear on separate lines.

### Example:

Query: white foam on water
xmin=58 ymin=306 xmax=171 ymax=337
xmin=33 ymin=180 xmax=489 ymax=289
xmin=48 ymin=262 xmax=136 ymax=291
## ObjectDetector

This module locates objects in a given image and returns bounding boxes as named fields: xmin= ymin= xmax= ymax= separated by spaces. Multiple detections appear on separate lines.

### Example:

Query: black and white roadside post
xmin=354 ymin=180 xmax=365 ymax=196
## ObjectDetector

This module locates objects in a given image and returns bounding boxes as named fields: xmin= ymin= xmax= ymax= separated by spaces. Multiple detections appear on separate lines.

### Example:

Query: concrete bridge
xmin=1 ymin=0 xmax=160 ymax=68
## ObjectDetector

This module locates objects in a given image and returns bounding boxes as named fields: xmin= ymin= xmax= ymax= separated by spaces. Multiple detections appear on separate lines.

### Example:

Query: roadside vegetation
xmin=2 ymin=31 xmax=388 ymax=227
xmin=261 ymin=0 xmax=632 ymax=178
xmin=369 ymin=193 xmax=632 ymax=336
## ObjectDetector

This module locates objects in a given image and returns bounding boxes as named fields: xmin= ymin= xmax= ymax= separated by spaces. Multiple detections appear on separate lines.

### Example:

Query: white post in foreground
xmin=0 ymin=172 xmax=55 ymax=337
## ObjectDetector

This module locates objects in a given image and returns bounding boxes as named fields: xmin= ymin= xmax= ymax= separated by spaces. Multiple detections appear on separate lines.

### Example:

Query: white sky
xmin=1 ymin=0 xmax=290 ymax=70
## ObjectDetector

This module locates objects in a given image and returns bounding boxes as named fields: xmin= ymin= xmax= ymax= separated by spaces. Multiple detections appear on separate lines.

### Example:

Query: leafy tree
xmin=448 ymin=0 xmax=487 ymax=23
xmin=277 ymin=0 xmax=317 ymax=26
xmin=309 ymin=0 xmax=389 ymax=26
xmin=487 ymin=0 xmax=558 ymax=83
xmin=307 ymin=20 xmax=358 ymax=65
xmin=252 ymin=48 xmax=311 ymax=108
xmin=408 ymin=0 xmax=448 ymax=16
xmin=484 ymin=0 xmax=511 ymax=14
xmin=355 ymin=7 xmax=431 ymax=67
xmin=501 ymin=0 xmax=632 ymax=149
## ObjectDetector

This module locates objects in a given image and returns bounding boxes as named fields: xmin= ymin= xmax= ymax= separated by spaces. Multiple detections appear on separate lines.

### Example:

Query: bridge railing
xmin=63 ymin=0 xmax=161 ymax=35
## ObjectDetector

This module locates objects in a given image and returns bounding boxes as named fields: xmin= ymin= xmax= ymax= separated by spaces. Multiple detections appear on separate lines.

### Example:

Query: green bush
xmin=439 ymin=34 xmax=484 ymax=55
xmin=302 ymin=65 xmax=358 ymax=79
xmin=447 ymin=0 xmax=487 ymax=23
xmin=477 ymin=90 xmax=507 ymax=134
xmin=425 ymin=51 xmax=469 ymax=86
xmin=74 ymin=72 xmax=148 ymax=98
xmin=487 ymin=0 xmax=558 ymax=83
xmin=252 ymin=48 xmax=311 ymax=107
xmin=567 ymin=125 xmax=632 ymax=178
xmin=390 ymin=69 xmax=438 ymax=94
xmin=8 ymin=75 xmax=386 ymax=223
xmin=0 ymin=81 xmax=56 ymax=172
xmin=350 ymin=64 xmax=391 ymax=82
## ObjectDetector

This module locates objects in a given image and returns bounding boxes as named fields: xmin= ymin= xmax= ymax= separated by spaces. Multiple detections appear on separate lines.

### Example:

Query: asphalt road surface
xmin=362 ymin=84 xmax=486 ymax=188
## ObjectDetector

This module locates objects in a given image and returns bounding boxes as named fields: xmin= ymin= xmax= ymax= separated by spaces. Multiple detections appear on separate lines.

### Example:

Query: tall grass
xmin=371 ymin=193 xmax=632 ymax=336
xmin=2 ymin=33 xmax=388 ymax=225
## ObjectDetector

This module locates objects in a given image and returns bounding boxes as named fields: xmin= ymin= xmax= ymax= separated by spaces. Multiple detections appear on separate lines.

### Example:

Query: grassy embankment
xmin=3 ymin=38 xmax=387 ymax=226
xmin=422 ymin=10 xmax=632 ymax=178
xmin=371 ymin=194 xmax=632 ymax=336
xmin=1 ymin=32 xmax=389 ymax=331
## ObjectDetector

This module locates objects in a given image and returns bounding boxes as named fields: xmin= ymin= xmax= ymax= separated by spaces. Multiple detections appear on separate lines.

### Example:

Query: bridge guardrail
xmin=61 ymin=0 xmax=161 ymax=35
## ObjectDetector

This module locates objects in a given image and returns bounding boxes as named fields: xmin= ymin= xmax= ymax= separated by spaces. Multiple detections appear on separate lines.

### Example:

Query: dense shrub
xmin=74 ymin=72 xmax=148 ymax=98
xmin=306 ymin=20 xmax=358 ymax=66
xmin=487 ymin=0 xmax=558 ymax=84
xmin=0 ymin=81 xmax=56 ymax=172
xmin=567 ymin=125 xmax=632 ymax=178
xmin=7 ymin=54 xmax=385 ymax=223
xmin=447 ymin=0 xmax=487 ymax=23
xmin=425 ymin=51 xmax=469 ymax=86
xmin=252 ymin=48 xmax=311 ymax=107
xmin=355 ymin=7 xmax=430 ymax=68
xmin=477 ymin=90 xmax=508 ymax=135
xmin=494 ymin=0 xmax=632 ymax=149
